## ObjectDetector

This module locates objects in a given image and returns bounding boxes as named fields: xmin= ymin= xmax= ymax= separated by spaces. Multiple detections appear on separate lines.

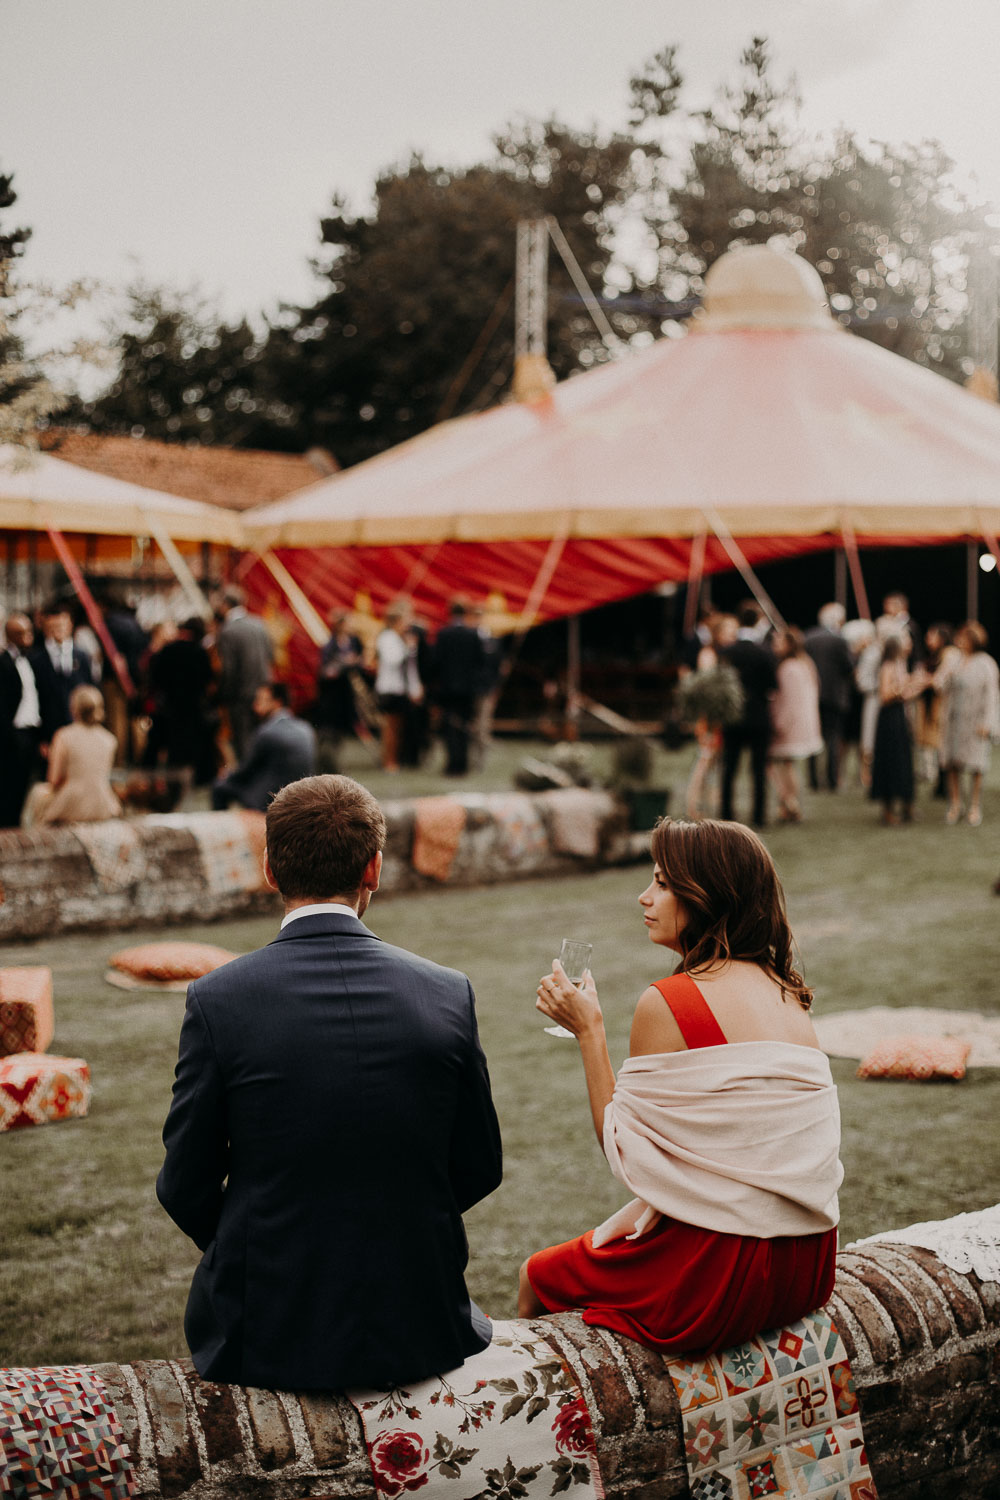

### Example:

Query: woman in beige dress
xmin=939 ymin=621 xmax=1000 ymax=826
xmin=27 ymin=684 xmax=121 ymax=825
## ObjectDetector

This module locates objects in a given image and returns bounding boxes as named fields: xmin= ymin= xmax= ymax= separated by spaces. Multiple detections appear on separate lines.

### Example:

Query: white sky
xmin=3 ymin=0 xmax=999 ymax=327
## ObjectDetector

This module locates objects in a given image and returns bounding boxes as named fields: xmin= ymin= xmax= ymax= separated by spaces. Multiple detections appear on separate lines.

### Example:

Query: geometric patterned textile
xmin=856 ymin=1035 xmax=971 ymax=1081
xmin=145 ymin=810 xmax=268 ymax=895
xmin=0 ymin=969 xmax=54 ymax=1058
xmin=0 ymin=1054 xmax=91 ymax=1133
xmin=0 ymin=1365 xmax=136 ymax=1498
xmin=72 ymin=823 xmax=147 ymax=894
xmin=491 ymin=794 xmax=551 ymax=865
xmin=348 ymin=1319 xmax=604 ymax=1500
xmin=664 ymin=1311 xmax=878 ymax=1499
xmin=411 ymin=798 xmax=467 ymax=882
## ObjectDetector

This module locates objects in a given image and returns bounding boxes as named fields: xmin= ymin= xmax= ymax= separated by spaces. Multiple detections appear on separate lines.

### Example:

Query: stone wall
xmin=0 ymin=791 xmax=637 ymax=942
xmin=25 ymin=1225 xmax=1000 ymax=1499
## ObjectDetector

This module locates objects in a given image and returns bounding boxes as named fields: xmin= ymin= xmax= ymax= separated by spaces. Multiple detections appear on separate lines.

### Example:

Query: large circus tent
xmin=239 ymin=246 xmax=1000 ymax=677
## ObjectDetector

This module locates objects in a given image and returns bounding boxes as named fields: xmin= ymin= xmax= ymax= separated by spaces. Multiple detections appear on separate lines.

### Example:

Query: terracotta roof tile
xmin=38 ymin=430 xmax=337 ymax=512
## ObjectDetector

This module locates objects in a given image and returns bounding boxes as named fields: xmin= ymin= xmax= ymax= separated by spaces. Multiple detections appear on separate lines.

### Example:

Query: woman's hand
xmin=536 ymin=959 xmax=603 ymax=1039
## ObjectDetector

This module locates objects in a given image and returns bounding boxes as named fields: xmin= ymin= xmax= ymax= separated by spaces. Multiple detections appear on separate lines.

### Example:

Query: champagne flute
xmin=543 ymin=939 xmax=594 ymax=1037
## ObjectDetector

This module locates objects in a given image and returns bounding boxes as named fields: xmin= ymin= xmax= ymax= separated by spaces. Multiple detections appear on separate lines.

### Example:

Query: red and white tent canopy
xmin=243 ymin=248 xmax=1000 ymax=637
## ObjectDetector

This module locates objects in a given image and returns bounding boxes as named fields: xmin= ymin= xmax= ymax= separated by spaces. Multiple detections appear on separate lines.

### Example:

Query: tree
xmin=633 ymin=37 xmax=995 ymax=378
xmin=65 ymin=284 xmax=291 ymax=446
xmin=259 ymin=120 xmax=646 ymax=467
xmin=0 ymin=169 xmax=64 ymax=447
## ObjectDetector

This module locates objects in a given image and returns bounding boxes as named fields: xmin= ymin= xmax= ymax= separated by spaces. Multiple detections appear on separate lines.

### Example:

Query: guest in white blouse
xmin=373 ymin=601 xmax=423 ymax=772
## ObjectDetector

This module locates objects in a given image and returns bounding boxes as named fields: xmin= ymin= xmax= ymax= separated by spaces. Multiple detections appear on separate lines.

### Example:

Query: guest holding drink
xmin=520 ymin=818 xmax=842 ymax=1355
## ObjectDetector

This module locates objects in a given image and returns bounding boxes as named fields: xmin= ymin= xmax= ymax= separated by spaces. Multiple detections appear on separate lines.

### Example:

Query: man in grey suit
xmin=213 ymin=585 xmax=275 ymax=759
xmin=212 ymin=681 xmax=316 ymax=811
xmin=157 ymin=774 xmax=502 ymax=1390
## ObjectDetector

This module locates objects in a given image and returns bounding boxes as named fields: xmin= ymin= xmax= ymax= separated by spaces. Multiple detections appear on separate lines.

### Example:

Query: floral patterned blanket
xmin=664 ymin=1310 xmax=878 ymax=1499
xmin=347 ymin=1320 xmax=603 ymax=1500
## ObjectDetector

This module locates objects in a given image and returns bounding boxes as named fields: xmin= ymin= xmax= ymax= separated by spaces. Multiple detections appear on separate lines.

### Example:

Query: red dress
xmin=525 ymin=974 xmax=838 ymax=1354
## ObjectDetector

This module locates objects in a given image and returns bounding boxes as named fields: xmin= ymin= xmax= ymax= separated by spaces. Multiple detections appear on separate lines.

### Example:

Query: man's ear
xmin=362 ymin=850 xmax=382 ymax=893
xmin=263 ymin=851 xmax=278 ymax=891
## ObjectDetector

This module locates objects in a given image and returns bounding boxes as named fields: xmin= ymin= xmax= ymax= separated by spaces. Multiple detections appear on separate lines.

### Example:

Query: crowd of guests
xmin=0 ymin=585 xmax=505 ymax=829
xmin=679 ymin=591 xmax=1000 ymax=828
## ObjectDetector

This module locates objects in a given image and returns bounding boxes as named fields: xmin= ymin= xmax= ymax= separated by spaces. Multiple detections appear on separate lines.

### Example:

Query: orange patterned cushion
xmin=857 ymin=1035 xmax=971 ymax=1081
xmin=109 ymin=942 xmax=238 ymax=983
xmin=0 ymin=968 xmax=54 ymax=1057
xmin=0 ymin=1053 xmax=91 ymax=1131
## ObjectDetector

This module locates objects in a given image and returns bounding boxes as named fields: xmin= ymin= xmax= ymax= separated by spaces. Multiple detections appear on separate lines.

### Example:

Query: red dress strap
xmin=651 ymin=973 xmax=728 ymax=1049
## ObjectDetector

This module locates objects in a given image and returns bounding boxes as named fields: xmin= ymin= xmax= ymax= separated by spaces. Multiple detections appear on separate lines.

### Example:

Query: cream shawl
xmin=595 ymin=1043 xmax=843 ymax=1247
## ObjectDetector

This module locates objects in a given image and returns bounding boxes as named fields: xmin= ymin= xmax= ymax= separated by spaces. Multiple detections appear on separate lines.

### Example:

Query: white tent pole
xmin=545 ymin=217 xmax=624 ymax=354
xmin=255 ymin=549 xmax=328 ymax=647
xmin=699 ymin=506 xmax=785 ymax=629
xmin=142 ymin=513 xmax=210 ymax=618
xmin=968 ymin=542 xmax=980 ymax=622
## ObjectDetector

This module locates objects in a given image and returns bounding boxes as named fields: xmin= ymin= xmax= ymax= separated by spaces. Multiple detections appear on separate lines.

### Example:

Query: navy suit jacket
xmin=157 ymin=912 xmax=502 ymax=1391
xmin=218 ymin=710 xmax=317 ymax=811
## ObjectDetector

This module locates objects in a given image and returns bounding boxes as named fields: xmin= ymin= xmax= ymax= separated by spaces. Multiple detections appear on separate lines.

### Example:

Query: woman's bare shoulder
xmin=629 ymin=984 xmax=687 ymax=1057
xmin=691 ymin=962 xmax=821 ymax=1048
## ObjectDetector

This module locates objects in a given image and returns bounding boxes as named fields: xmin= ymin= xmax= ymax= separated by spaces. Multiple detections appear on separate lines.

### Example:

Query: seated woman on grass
xmin=522 ymin=817 xmax=843 ymax=1355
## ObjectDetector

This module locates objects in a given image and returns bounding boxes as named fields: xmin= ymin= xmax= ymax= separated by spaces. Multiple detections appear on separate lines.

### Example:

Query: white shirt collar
xmin=280 ymin=901 xmax=361 ymax=929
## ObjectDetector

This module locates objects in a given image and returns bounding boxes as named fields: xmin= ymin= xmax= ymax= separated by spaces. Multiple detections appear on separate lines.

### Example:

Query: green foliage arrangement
xmin=674 ymin=664 xmax=745 ymax=728
xmin=606 ymin=736 xmax=655 ymax=790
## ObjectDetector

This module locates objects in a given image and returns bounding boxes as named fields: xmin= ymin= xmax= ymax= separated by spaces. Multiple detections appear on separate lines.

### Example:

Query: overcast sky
xmin=4 ymin=0 xmax=999 ymax=328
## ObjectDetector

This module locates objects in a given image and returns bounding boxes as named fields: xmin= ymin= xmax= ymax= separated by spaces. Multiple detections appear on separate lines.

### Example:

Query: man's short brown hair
xmin=265 ymin=775 xmax=386 ymax=899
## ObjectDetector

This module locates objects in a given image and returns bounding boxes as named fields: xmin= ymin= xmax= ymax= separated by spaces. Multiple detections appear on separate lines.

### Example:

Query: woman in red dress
xmin=520 ymin=818 xmax=842 ymax=1356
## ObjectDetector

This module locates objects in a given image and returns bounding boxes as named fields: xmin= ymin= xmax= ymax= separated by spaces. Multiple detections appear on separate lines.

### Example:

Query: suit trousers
xmin=720 ymin=724 xmax=770 ymax=827
xmin=809 ymin=705 xmax=846 ymax=790
xmin=0 ymin=727 xmax=40 ymax=828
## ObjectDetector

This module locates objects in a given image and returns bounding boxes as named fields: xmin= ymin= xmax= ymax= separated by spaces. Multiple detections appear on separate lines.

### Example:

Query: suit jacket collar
xmin=269 ymin=912 xmax=378 ymax=945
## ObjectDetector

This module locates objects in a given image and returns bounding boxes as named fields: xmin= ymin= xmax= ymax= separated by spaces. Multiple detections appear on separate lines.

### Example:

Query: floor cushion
xmin=857 ymin=1035 xmax=972 ymax=1081
xmin=0 ymin=968 xmax=54 ymax=1057
xmin=0 ymin=1053 xmax=91 ymax=1131
xmin=107 ymin=942 xmax=238 ymax=988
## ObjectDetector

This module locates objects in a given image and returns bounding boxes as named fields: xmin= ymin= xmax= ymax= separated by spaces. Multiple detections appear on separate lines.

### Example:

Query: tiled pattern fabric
xmin=73 ymin=823 xmax=147 ymax=894
xmin=0 ymin=1364 xmax=135 ymax=1498
xmin=491 ymin=794 xmax=551 ymax=865
xmin=145 ymin=811 xmax=268 ymax=894
xmin=0 ymin=969 xmax=53 ymax=1058
xmin=349 ymin=1319 xmax=604 ymax=1500
xmin=665 ymin=1311 xmax=878 ymax=1499
xmin=0 ymin=1054 xmax=90 ymax=1133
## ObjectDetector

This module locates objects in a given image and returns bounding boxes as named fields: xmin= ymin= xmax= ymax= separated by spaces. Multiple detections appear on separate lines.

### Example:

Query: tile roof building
xmin=38 ymin=430 xmax=337 ymax=513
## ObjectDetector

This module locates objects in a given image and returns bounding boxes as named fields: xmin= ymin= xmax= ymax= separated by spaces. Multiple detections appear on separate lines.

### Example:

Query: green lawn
xmin=1 ymin=738 xmax=998 ymax=1366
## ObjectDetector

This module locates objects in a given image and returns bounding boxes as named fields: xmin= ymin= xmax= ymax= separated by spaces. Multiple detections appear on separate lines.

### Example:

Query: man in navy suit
xmin=157 ymin=774 xmax=502 ymax=1390
xmin=30 ymin=602 xmax=94 ymax=746
xmin=211 ymin=681 xmax=316 ymax=811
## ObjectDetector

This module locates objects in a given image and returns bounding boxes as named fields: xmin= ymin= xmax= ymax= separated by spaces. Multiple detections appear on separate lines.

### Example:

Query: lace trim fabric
xmin=849 ymin=1203 xmax=1000 ymax=1283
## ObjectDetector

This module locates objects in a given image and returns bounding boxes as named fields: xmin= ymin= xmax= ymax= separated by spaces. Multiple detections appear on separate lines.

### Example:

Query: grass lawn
xmin=1 ymin=736 xmax=998 ymax=1366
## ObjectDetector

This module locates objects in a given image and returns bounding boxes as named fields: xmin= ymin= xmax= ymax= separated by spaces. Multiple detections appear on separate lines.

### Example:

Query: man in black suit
xmin=0 ymin=613 xmax=44 ymax=828
xmin=157 ymin=774 xmax=502 ymax=1390
xmin=211 ymin=681 xmax=316 ymax=811
xmin=803 ymin=602 xmax=855 ymax=791
xmin=433 ymin=599 xmax=485 ymax=776
xmin=30 ymin=602 xmax=94 ymax=747
xmin=720 ymin=604 xmax=778 ymax=828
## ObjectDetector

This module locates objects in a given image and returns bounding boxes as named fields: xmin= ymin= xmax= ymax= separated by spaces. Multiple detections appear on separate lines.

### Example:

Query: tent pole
xmin=566 ymin=614 xmax=581 ymax=737
xmin=682 ymin=528 xmax=707 ymax=638
xmin=968 ymin=541 xmax=980 ymax=622
xmin=255 ymin=550 xmax=329 ymax=647
xmin=142 ymin=514 xmax=211 ymax=619
xmin=838 ymin=516 xmax=870 ymax=620
xmin=699 ymin=507 xmax=785 ymax=629
xmin=977 ymin=517 xmax=1000 ymax=574
xmin=44 ymin=527 xmax=135 ymax=697
xmin=834 ymin=549 xmax=847 ymax=611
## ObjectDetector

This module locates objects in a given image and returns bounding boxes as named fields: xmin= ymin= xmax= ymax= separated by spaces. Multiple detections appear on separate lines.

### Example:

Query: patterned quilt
xmin=0 ymin=1365 xmax=135 ymax=1498
xmin=664 ymin=1311 xmax=877 ymax=1499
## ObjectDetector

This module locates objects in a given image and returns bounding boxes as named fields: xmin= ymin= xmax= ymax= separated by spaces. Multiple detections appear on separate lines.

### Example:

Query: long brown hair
xmin=651 ymin=818 xmax=813 ymax=1009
